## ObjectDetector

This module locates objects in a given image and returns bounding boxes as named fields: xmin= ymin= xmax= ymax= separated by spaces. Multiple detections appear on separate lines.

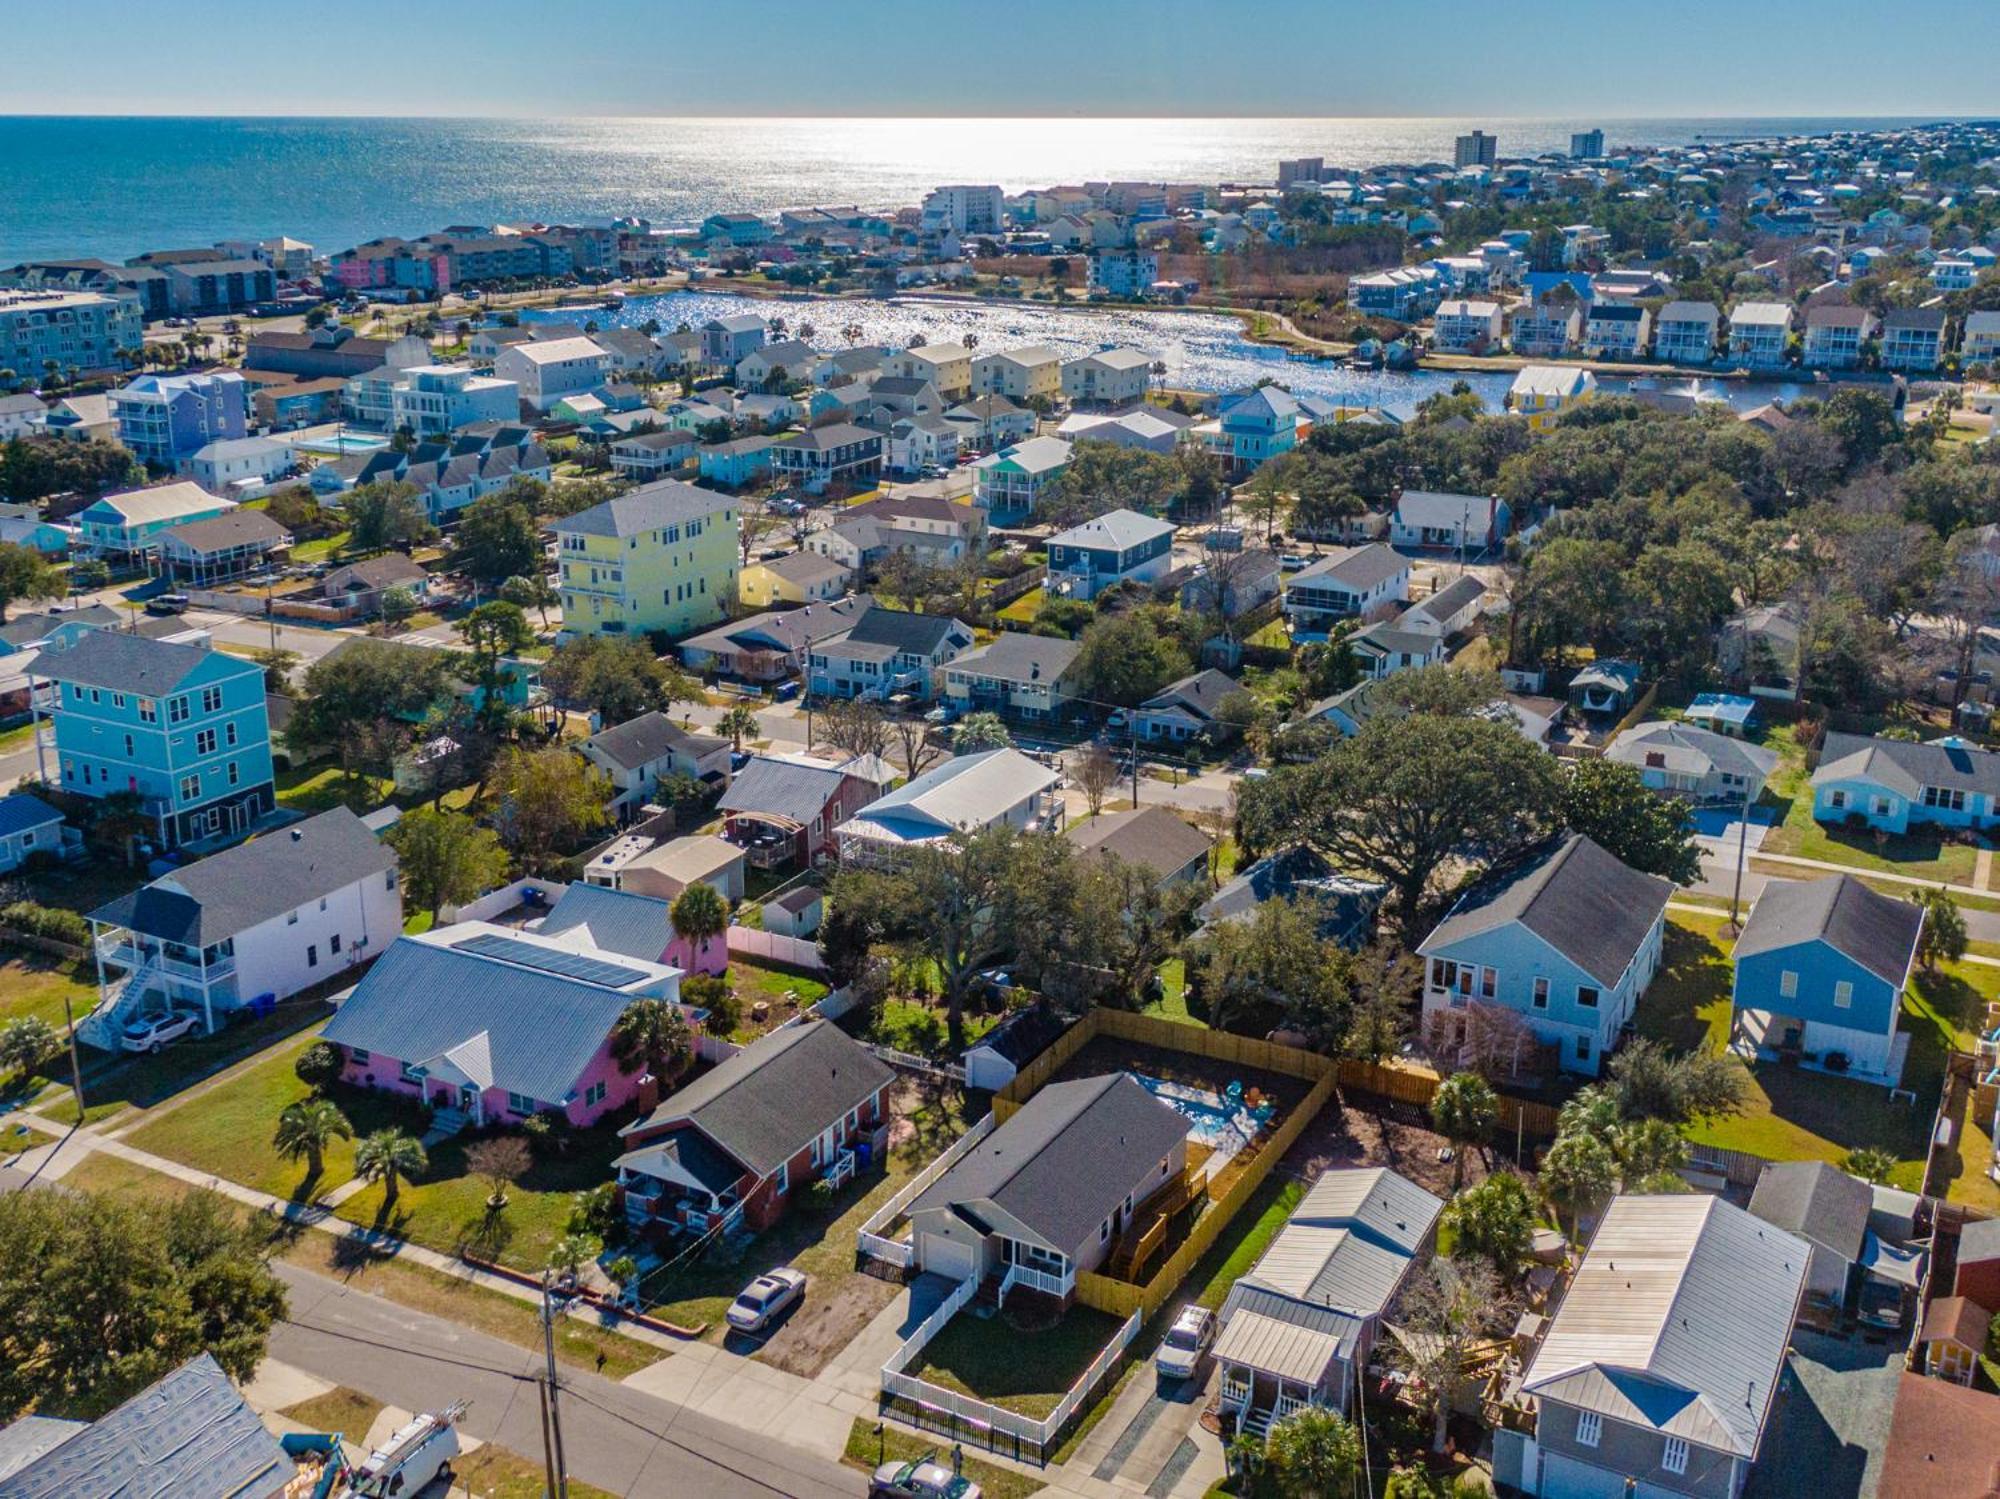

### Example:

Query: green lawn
xmin=0 ymin=954 xmax=98 ymax=1032
xmin=998 ymin=587 xmax=1044 ymax=626
xmin=276 ymin=762 xmax=478 ymax=816
xmin=1758 ymin=732 xmax=1980 ymax=884
xmin=908 ymin=1304 xmax=1128 ymax=1418
xmin=842 ymin=1418 xmax=1043 ymax=1499
xmin=1142 ymin=958 xmax=1198 ymax=1027
xmin=865 ymin=997 xmax=1002 ymax=1056
xmin=1634 ymin=914 xmax=1977 ymax=1190
xmin=290 ymin=530 xmax=353 ymax=564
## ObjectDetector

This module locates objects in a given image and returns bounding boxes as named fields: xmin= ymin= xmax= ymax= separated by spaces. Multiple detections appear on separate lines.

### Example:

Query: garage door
xmin=1538 ymin=1451 xmax=1628 ymax=1499
xmin=919 ymin=1234 xmax=978 ymax=1283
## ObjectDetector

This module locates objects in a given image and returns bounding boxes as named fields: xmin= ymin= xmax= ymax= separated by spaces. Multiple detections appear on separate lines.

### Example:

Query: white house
xmin=1431 ymin=299 xmax=1504 ymax=353
xmin=1060 ymin=348 xmax=1154 ymax=406
xmin=387 ymin=364 xmax=521 ymax=435
xmin=971 ymin=346 xmax=1063 ymax=402
xmin=1727 ymin=302 xmax=1794 ymax=370
xmin=80 ymin=807 xmax=401 ymax=1048
xmin=834 ymin=747 xmax=1061 ymax=863
xmin=495 ymin=336 xmax=611 ymax=412
xmin=187 ymin=436 xmax=294 ymax=497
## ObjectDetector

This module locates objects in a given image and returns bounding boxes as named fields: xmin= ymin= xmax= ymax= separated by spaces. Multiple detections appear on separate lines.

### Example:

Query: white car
xmin=869 ymin=1456 xmax=983 ymax=1499
xmin=725 ymin=1267 xmax=807 ymax=1333
xmin=119 ymin=1011 xmax=202 ymax=1054
xmin=1154 ymin=1304 xmax=1216 ymax=1380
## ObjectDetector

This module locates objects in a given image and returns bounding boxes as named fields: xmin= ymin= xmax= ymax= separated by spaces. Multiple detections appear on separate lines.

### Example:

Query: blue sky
xmin=12 ymin=0 xmax=1997 ymax=117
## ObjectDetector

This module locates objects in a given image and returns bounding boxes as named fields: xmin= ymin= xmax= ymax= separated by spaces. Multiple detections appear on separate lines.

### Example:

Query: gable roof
xmin=1606 ymin=721 xmax=1780 ymax=783
xmin=621 ymin=1019 xmax=892 ymax=1179
xmin=555 ymin=478 xmax=732 ymax=539
xmin=718 ymin=754 xmax=851 ymax=827
xmin=1141 ymin=668 xmax=1239 ymax=720
xmin=682 ymin=594 xmax=872 ymax=660
xmin=155 ymin=508 xmax=291 ymax=555
xmin=950 ymin=632 xmax=1080 ymax=686
xmin=759 ymin=550 xmax=850 ymax=588
xmin=1521 ymin=1194 xmax=1808 ymax=1460
xmin=1418 ymin=834 xmax=1671 ymax=987
xmin=1048 ymin=507 xmax=1174 ymax=554
xmin=321 ymin=933 xmax=640 ymax=1104
xmin=0 ymin=793 xmax=62 ymax=841
xmin=38 ymin=629 xmax=246 ymax=696
xmin=323 ymin=553 xmax=427 ymax=593
xmin=92 ymin=808 xmax=396 ymax=945
xmin=1291 ymin=543 xmax=1407 ymax=592
xmin=1393 ymin=489 xmax=1500 ymax=529
xmin=1734 ymin=875 xmax=1924 ymax=988
xmin=1066 ymin=805 xmax=1213 ymax=881
xmin=842 ymin=747 xmax=1057 ymax=844
xmin=837 ymin=605 xmax=962 ymax=656
xmin=1404 ymin=574 xmax=1486 ymax=626
xmin=0 ymin=605 xmax=120 ymax=649
xmin=86 ymin=481 xmax=229 ymax=527
xmin=585 ymin=710 xmax=725 ymax=774
xmin=1877 ymin=1372 xmax=2000 ymax=1499
xmin=1747 ymin=1160 xmax=1873 ymax=1264
xmin=911 ymin=1072 xmax=1188 ymax=1252
xmin=1232 ymin=1166 xmax=1443 ymax=1313
xmin=536 ymin=882 xmax=675 ymax=963
xmin=0 ymin=1353 xmax=291 ymax=1499
xmin=1815 ymin=731 xmax=2000 ymax=802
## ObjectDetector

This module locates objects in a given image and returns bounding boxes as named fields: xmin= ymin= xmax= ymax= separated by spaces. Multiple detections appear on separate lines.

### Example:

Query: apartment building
xmin=1088 ymin=249 xmax=1160 ymax=297
xmin=1060 ymin=347 xmax=1154 ymax=406
xmin=494 ymin=336 xmax=610 ymax=412
xmin=0 ymin=288 xmax=142 ymax=375
xmin=1802 ymin=305 xmax=1877 ymax=370
xmin=1652 ymin=301 xmax=1721 ymax=364
xmin=1880 ymin=308 xmax=1948 ymax=372
xmin=889 ymin=343 xmax=974 ymax=401
xmin=971 ymin=346 xmax=1063 ymax=402
xmin=1431 ymin=299 xmax=1504 ymax=353
xmin=554 ymin=479 xmax=738 ymax=642
xmin=1727 ymin=302 xmax=1794 ymax=370
xmin=387 ymin=364 xmax=521 ymax=436
xmin=1580 ymin=301 xmax=1650 ymax=359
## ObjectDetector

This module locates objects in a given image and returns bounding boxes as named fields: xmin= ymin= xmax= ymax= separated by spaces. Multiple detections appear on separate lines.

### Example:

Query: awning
xmin=1212 ymin=1308 xmax=1342 ymax=1386
xmin=1859 ymin=1230 xmax=1927 ymax=1290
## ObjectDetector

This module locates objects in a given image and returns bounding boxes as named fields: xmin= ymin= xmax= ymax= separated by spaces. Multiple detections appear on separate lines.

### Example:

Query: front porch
xmin=1730 ymin=1006 xmax=1910 ymax=1089
xmin=1217 ymin=1365 xmax=1328 ymax=1441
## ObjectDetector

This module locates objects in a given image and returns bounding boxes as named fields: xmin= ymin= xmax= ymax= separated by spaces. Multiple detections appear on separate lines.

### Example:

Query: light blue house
xmin=699 ymin=435 xmax=777 ymax=488
xmin=1418 ymin=834 xmax=1671 ymax=1077
xmin=41 ymin=630 xmax=275 ymax=850
xmin=0 ymin=793 xmax=67 ymax=873
xmin=75 ymin=481 xmax=235 ymax=561
xmin=110 ymin=370 xmax=249 ymax=470
xmin=0 ymin=605 xmax=122 ymax=658
xmin=1812 ymin=733 xmax=2000 ymax=835
xmin=1215 ymin=386 xmax=1300 ymax=474
xmin=1731 ymin=875 xmax=1922 ymax=1086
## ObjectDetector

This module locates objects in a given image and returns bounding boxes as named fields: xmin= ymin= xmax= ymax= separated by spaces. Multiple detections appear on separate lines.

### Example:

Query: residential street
xmin=271 ymin=1260 xmax=866 ymax=1499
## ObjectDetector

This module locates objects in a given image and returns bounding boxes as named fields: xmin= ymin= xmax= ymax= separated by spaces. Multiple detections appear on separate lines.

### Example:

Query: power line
xmin=278 ymin=1315 xmax=540 ymax=1383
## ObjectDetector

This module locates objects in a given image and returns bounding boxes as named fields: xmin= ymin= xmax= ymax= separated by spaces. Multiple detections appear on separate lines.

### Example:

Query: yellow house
xmin=555 ymin=479 xmax=739 ymax=642
xmin=1506 ymin=364 xmax=1596 ymax=430
xmin=739 ymin=549 xmax=852 ymax=609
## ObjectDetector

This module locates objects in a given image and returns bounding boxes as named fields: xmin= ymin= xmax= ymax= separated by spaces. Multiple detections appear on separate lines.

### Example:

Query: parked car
xmin=725 ymin=1267 xmax=807 ymax=1333
xmin=120 ymin=1011 xmax=201 ymax=1054
xmin=923 ymin=703 xmax=959 ymax=726
xmin=145 ymin=594 xmax=190 ymax=616
xmin=870 ymin=1455 xmax=983 ymax=1499
xmin=1154 ymin=1304 xmax=1216 ymax=1381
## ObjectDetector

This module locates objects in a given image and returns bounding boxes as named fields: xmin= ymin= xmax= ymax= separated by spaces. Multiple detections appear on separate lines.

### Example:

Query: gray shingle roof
xmin=622 ymin=1019 xmax=893 ymax=1179
xmin=1607 ymin=721 xmax=1780 ymax=783
xmin=155 ymin=509 xmax=291 ymax=554
xmin=910 ymin=1072 xmax=1188 ymax=1253
xmin=91 ymin=807 xmax=396 ymax=945
xmin=1734 ymin=875 xmax=1923 ymax=988
xmin=0 ymin=1353 xmax=291 ymax=1499
xmin=718 ymin=754 xmax=851 ymax=827
xmin=840 ymin=606 xmax=959 ymax=656
xmin=1748 ymin=1160 xmax=1872 ymax=1264
xmin=555 ymin=478 xmax=732 ymax=539
xmin=951 ymin=632 xmax=1080 ymax=687
xmin=1815 ymin=732 xmax=2000 ymax=802
xmin=585 ymin=711 xmax=724 ymax=774
xmin=1404 ymin=574 xmax=1486 ymax=626
xmin=1048 ymin=507 xmax=1175 ymax=554
xmin=36 ymin=629 xmax=242 ymax=696
xmin=1065 ymin=805 xmax=1213 ymax=881
xmin=536 ymin=882 xmax=675 ymax=963
xmin=0 ymin=605 xmax=120 ymax=648
xmin=322 ymin=935 xmax=633 ymax=1104
xmin=1141 ymin=668 xmax=1238 ymax=719
xmin=1419 ymin=834 xmax=1671 ymax=988
xmin=1290 ymin=543 xmax=1406 ymax=592
xmin=323 ymin=553 xmax=427 ymax=593
xmin=681 ymin=595 xmax=873 ymax=660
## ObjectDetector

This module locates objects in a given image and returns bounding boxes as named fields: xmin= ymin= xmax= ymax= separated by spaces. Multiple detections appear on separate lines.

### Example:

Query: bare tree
xmin=1183 ymin=533 xmax=1271 ymax=641
xmin=890 ymin=714 xmax=946 ymax=781
xmin=818 ymin=697 xmax=889 ymax=759
xmin=1392 ymin=1259 xmax=1516 ymax=1452
xmin=1073 ymin=742 xmax=1119 ymax=817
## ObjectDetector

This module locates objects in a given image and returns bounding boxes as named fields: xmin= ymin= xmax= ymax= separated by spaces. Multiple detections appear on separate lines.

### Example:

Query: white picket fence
xmin=855 ymin=1114 xmax=995 ymax=1270
xmin=880 ymin=1275 xmax=1140 ymax=1461
xmin=727 ymin=926 xmax=826 ymax=972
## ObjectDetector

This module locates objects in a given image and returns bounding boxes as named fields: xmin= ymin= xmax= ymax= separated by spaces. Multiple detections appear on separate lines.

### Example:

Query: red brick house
xmin=714 ymin=753 xmax=887 ymax=872
xmin=613 ymin=1019 xmax=895 ymax=1237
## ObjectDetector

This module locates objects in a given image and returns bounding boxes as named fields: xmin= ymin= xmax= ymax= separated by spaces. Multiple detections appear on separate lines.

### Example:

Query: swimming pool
xmin=292 ymin=431 xmax=392 ymax=457
xmin=1131 ymin=1072 xmax=1258 ymax=1157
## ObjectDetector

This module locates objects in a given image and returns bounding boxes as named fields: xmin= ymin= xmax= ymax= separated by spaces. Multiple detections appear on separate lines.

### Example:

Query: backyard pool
xmin=292 ymin=431 xmax=392 ymax=457
xmin=1131 ymin=1072 xmax=1261 ymax=1165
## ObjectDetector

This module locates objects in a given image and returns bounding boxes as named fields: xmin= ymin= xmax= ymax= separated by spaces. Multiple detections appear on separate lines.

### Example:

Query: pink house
xmin=322 ymin=922 xmax=685 ymax=1128
xmin=537 ymin=881 xmax=727 ymax=978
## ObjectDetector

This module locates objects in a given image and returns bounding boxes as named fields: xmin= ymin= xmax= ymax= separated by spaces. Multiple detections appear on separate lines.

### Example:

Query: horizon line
xmin=0 ymin=110 xmax=1975 ymax=123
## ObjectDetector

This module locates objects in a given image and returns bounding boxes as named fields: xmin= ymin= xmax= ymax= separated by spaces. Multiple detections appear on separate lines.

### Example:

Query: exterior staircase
xmin=75 ymin=957 xmax=157 ymax=1052
xmin=424 ymin=1106 xmax=470 ymax=1141
xmin=1237 ymin=1406 xmax=1275 ymax=1440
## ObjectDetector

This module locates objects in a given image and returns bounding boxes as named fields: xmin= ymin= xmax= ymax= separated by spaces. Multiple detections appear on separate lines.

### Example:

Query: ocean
xmin=0 ymin=114 xmax=1943 ymax=265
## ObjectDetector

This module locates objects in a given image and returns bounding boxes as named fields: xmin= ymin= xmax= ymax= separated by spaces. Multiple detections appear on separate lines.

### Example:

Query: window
xmin=1779 ymin=970 xmax=1799 ymax=999
xmin=1532 ymin=977 xmax=1549 ymax=1009
xmin=179 ymin=773 xmax=200 ymax=800
xmin=1576 ymin=985 xmax=1599 ymax=1009
xmin=385 ymin=870 xmax=397 ymax=890
xmin=112 ymin=693 xmax=125 ymax=709
xmin=400 ymin=1061 xmax=426 ymax=1082
xmin=226 ymin=722 xmax=237 ymax=747
xmin=286 ymin=908 xmax=299 ymax=925
xmin=1662 ymin=1436 xmax=1688 ymax=1474
xmin=350 ymin=1048 xmax=370 ymax=1065
xmin=1924 ymin=786 xmax=1968 ymax=811
xmin=196 ymin=729 xmax=216 ymax=756
xmin=1833 ymin=980 xmax=1853 ymax=1009
xmin=227 ymin=762 xmax=238 ymax=786
xmin=1576 ymin=1411 xmax=1602 ymax=1448
xmin=507 ymin=1092 xmax=538 ymax=1115
xmin=169 ymin=696 xmax=190 ymax=724
xmin=330 ymin=933 xmax=341 ymax=954
xmin=124 ymin=735 xmax=134 ymax=756
xmin=201 ymin=686 xmax=223 ymax=714
xmin=1100 ymin=1218 xmax=1111 ymax=1244
xmin=1430 ymin=958 xmax=1454 ymax=990
xmin=1575 ymin=1034 xmax=1592 ymax=1062
xmin=139 ymin=698 xmax=156 ymax=723
xmin=306 ymin=945 xmax=318 ymax=968
xmin=1480 ymin=966 xmax=1496 ymax=999
xmin=775 ymin=1160 xmax=789 ymax=1194
xmin=1828 ymin=789 xmax=1846 ymax=810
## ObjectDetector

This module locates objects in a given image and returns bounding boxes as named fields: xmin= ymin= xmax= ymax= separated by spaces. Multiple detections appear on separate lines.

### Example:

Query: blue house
xmin=1045 ymin=508 xmax=1175 ymax=601
xmin=1731 ymin=875 xmax=1922 ymax=1086
xmin=41 ymin=630 xmax=275 ymax=850
xmin=0 ymin=792 xmax=67 ymax=873
xmin=0 ymin=605 xmax=122 ymax=658
xmin=1417 ymin=833 xmax=1671 ymax=1076
xmin=1812 ymin=732 xmax=2000 ymax=835
xmin=1215 ymin=386 xmax=1301 ymax=474
xmin=699 ymin=435 xmax=777 ymax=489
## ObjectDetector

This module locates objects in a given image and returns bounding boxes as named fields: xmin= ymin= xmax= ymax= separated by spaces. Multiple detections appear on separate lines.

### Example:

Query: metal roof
xmin=1735 ymin=874 xmax=1924 ymax=988
xmin=1521 ymin=1194 xmax=1808 ymax=1459
xmin=838 ymin=748 xmax=1057 ymax=848
xmin=536 ymin=882 xmax=676 ymax=964
xmin=1418 ymin=834 xmax=1671 ymax=988
xmin=718 ymin=754 xmax=852 ymax=828
xmin=1211 ymin=1292 xmax=1356 ymax=1385
xmin=91 ymin=808 xmax=396 ymax=945
xmin=909 ymin=1072 xmax=1189 ymax=1254
xmin=622 ymin=1019 xmax=893 ymax=1180
xmin=0 ymin=1353 xmax=291 ymax=1499
xmin=1047 ymin=507 xmax=1174 ymax=553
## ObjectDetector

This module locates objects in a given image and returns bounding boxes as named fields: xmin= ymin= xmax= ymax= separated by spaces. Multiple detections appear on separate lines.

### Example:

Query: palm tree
xmin=610 ymin=996 xmax=693 ymax=1083
xmin=718 ymin=702 xmax=761 ymax=751
xmin=1429 ymin=1070 xmax=1498 ymax=1191
xmin=669 ymin=880 xmax=731 ymax=970
xmin=768 ymin=315 xmax=788 ymax=338
xmin=273 ymin=1097 xmax=353 ymax=1181
xmin=842 ymin=323 xmax=863 ymax=345
xmin=795 ymin=321 xmax=817 ymax=344
xmin=354 ymin=1128 xmax=428 ymax=1210
xmin=961 ymin=332 xmax=978 ymax=351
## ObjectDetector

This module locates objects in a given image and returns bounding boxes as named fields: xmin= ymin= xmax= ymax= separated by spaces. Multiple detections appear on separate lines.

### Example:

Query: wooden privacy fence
xmin=1333 ymin=1055 xmax=1562 ymax=1140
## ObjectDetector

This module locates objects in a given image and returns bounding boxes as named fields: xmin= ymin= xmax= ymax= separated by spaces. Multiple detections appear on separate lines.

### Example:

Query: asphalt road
xmin=272 ymin=1261 xmax=864 ymax=1499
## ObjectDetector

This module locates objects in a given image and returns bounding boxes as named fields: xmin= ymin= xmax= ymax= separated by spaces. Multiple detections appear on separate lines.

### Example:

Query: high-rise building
xmin=1277 ymin=157 xmax=1324 ymax=187
xmin=0 ymin=289 xmax=143 ymax=376
xmin=920 ymin=185 xmax=1005 ymax=236
xmin=1453 ymin=131 xmax=1498 ymax=169
xmin=1570 ymin=129 xmax=1606 ymax=159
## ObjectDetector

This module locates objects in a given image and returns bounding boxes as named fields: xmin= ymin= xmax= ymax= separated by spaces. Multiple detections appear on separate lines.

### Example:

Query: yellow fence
xmin=1335 ymin=1056 xmax=1561 ymax=1140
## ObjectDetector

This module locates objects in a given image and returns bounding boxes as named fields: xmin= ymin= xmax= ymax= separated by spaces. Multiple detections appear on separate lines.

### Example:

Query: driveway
xmin=1745 ymin=1324 xmax=1906 ymax=1499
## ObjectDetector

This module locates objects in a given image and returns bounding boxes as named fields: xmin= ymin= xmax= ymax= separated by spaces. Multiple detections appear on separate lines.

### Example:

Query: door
xmin=920 ymin=1233 xmax=979 ymax=1283
xmin=459 ymin=1084 xmax=478 ymax=1113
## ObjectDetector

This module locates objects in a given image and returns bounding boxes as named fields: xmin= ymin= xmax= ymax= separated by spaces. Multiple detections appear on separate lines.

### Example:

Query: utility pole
xmin=536 ymin=1373 xmax=558 ymax=1499
xmin=1726 ymin=782 xmax=1752 ymax=935
xmin=540 ymin=1273 xmax=571 ymax=1499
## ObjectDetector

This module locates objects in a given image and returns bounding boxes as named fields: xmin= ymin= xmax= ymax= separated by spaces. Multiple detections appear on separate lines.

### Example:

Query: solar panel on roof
xmin=450 ymin=932 xmax=649 ymax=988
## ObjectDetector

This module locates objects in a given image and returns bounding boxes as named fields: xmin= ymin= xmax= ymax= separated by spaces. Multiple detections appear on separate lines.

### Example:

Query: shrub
xmin=527 ymin=1108 xmax=574 ymax=1156
xmin=1824 ymin=1051 xmax=1849 ymax=1072
xmin=568 ymin=1183 xmax=619 ymax=1241
xmin=293 ymin=1041 xmax=343 ymax=1093
xmin=0 ymin=901 xmax=89 ymax=948
xmin=0 ymin=1016 xmax=59 ymax=1079
xmin=809 ymin=1177 xmax=836 ymax=1207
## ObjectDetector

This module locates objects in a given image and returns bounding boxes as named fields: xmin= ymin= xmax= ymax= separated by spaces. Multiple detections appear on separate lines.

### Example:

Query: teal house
xmin=1731 ymin=874 xmax=1922 ymax=1087
xmin=1812 ymin=732 xmax=2000 ymax=835
xmin=42 ymin=631 xmax=275 ymax=850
